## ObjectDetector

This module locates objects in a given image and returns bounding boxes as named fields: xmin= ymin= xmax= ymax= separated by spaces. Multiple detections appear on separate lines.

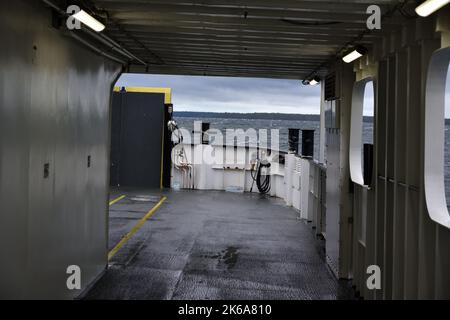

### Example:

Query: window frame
xmin=349 ymin=77 xmax=375 ymax=187
xmin=424 ymin=45 xmax=450 ymax=229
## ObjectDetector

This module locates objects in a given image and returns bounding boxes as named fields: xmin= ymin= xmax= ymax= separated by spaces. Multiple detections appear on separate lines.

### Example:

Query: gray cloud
xmin=116 ymin=73 xmax=321 ymax=114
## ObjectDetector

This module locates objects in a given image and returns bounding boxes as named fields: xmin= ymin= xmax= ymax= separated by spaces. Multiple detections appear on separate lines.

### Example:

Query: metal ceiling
xmin=85 ymin=0 xmax=413 ymax=79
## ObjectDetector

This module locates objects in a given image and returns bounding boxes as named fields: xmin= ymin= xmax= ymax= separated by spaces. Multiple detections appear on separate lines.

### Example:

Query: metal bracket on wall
xmin=43 ymin=163 xmax=50 ymax=179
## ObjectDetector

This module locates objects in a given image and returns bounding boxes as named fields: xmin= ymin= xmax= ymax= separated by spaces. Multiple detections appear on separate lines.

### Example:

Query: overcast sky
xmin=116 ymin=73 xmax=321 ymax=114
xmin=116 ymin=70 xmax=450 ymax=117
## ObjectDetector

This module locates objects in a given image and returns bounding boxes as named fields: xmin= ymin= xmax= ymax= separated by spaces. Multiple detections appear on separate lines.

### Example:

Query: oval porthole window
xmin=349 ymin=78 xmax=375 ymax=187
xmin=424 ymin=46 xmax=450 ymax=229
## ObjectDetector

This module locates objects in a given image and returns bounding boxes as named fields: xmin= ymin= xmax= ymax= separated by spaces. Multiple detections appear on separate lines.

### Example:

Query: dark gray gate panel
xmin=110 ymin=92 xmax=165 ymax=189
xmin=110 ymin=92 xmax=123 ymax=187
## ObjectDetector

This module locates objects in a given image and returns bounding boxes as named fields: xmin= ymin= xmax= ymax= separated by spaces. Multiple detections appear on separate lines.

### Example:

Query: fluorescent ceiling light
xmin=342 ymin=46 xmax=367 ymax=63
xmin=343 ymin=50 xmax=363 ymax=63
xmin=415 ymin=0 xmax=450 ymax=17
xmin=72 ymin=10 xmax=105 ymax=32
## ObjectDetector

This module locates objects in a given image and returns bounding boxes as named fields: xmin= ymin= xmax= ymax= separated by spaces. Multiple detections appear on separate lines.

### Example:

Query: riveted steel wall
xmin=0 ymin=0 xmax=121 ymax=298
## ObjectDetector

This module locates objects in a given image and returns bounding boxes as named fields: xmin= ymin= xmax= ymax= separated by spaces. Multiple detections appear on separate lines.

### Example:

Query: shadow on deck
xmin=84 ymin=189 xmax=354 ymax=300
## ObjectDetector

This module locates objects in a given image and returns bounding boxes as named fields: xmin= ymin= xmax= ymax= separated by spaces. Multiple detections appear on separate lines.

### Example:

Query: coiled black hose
xmin=251 ymin=161 xmax=271 ymax=194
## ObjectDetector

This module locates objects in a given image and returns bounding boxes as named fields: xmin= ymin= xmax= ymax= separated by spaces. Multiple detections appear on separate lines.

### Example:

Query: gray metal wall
xmin=0 ymin=0 xmax=121 ymax=299
xmin=324 ymin=61 xmax=355 ymax=279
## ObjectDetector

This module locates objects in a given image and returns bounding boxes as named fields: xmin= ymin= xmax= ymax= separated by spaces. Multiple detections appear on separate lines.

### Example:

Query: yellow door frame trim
xmin=113 ymin=86 xmax=172 ymax=104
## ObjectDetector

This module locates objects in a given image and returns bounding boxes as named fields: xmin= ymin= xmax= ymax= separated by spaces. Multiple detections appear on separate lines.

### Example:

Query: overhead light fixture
xmin=72 ymin=10 xmax=105 ymax=32
xmin=342 ymin=46 xmax=367 ymax=63
xmin=302 ymin=76 xmax=321 ymax=86
xmin=415 ymin=0 xmax=450 ymax=17
xmin=309 ymin=76 xmax=321 ymax=86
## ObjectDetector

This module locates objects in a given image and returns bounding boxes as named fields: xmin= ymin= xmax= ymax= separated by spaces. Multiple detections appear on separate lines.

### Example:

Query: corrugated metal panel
xmin=84 ymin=0 xmax=404 ymax=79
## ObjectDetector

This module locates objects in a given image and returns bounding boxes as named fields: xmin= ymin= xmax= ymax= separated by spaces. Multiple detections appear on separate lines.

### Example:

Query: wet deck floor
xmin=84 ymin=189 xmax=354 ymax=300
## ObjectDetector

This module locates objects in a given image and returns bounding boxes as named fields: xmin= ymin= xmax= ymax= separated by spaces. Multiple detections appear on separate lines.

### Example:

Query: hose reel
xmin=250 ymin=158 xmax=271 ymax=194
